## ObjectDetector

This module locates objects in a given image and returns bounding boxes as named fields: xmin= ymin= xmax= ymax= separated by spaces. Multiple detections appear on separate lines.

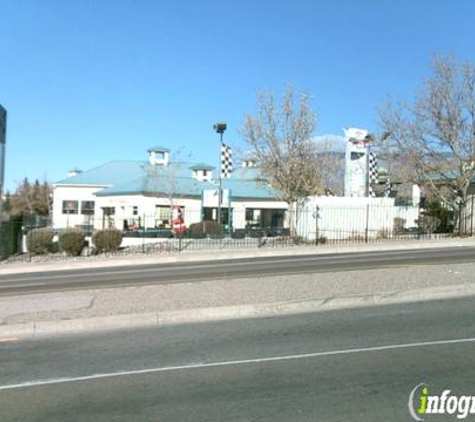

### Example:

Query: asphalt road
xmin=1 ymin=246 xmax=475 ymax=295
xmin=1 ymin=296 xmax=475 ymax=421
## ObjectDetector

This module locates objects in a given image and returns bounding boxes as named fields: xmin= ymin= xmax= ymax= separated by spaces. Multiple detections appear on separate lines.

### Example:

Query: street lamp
xmin=213 ymin=122 xmax=227 ymax=225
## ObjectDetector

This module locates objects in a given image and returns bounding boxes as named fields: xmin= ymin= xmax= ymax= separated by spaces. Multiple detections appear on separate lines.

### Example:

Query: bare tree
xmin=142 ymin=149 xmax=198 ymax=229
xmin=313 ymin=136 xmax=345 ymax=195
xmin=8 ymin=178 xmax=52 ymax=217
xmin=378 ymin=55 xmax=475 ymax=224
xmin=240 ymin=86 xmax=325 ymax=233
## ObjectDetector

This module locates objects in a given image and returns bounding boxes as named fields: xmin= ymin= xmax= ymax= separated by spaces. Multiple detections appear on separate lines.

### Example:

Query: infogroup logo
xmin=408 ymin=383 xmax=475 ymax=420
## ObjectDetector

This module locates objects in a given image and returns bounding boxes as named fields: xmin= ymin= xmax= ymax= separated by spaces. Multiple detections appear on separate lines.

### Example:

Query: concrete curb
xmin=3 ymin=282 xmax=475 ymax=339
xmin=2 ymin=237 xmax=475 ymax=275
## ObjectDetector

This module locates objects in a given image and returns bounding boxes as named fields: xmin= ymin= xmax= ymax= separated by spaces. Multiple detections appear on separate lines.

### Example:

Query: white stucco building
xmin=52 ymin=146 xmax=288 ymax=232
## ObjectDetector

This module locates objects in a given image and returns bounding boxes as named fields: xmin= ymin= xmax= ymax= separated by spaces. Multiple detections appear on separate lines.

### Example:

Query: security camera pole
xmin=213 ymin=122 xmax=227 ymax=225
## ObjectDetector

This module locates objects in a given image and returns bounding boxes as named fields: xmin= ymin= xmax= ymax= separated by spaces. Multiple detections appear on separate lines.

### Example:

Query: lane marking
xmin=1 ymin=336 xmax=475 ymax=391
xmin=0 ymin=248 xmax=471 ymax=283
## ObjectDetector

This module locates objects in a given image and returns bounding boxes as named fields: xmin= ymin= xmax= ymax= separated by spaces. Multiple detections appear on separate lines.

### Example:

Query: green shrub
xmin=92 ymin=228 xmax=123 ymax=252
xmin=58 ymin=229 xmax=86 ymax=256
xmin=26 ymin=228 xmax=54 ymax=254
xmin=188 ymin=220 xmax=223 ymax=237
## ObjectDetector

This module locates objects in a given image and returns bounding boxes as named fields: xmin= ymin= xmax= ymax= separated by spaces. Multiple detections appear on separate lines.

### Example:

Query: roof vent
xmin=148 ymin=146 xmax=170 ymax=166
xmin=68 ymin=168 xmax=82 ymax=178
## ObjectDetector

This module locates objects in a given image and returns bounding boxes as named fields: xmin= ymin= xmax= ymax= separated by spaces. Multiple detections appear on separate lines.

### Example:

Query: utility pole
xmin=0 ymin=104 xmax=7 ymax=225
xmin=213 ymin=122 xmax=227 ymax=225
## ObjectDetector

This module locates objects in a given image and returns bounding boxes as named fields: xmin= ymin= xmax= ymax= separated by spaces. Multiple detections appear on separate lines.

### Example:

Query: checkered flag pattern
xmin=384 ymin=176 xmax=391 ymax=197
xmin=220 ymin=143 xmax=233 ymax=178
xmin=369 ymin=151 xmax=378 ymax=197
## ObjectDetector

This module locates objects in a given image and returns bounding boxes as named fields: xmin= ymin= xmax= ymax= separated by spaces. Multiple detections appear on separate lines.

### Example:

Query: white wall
xmin=52 ymin=185 xmax=107 ymax=229
xmin=297 ymin=196 xmax=420 ymax=240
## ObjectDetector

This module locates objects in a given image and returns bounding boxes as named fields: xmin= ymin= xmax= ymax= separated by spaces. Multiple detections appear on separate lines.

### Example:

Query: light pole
xmin=0 ymin=104 xmax=6 ymax=225
xmin=213 ymin=122 xmax=227 ymax=225
xmin=0 ymin=104 xmax=6 ymax=257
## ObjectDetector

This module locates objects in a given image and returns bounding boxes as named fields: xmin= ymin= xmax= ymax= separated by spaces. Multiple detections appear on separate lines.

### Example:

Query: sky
xmin=1 ymin=0 xmax=475 ymax=191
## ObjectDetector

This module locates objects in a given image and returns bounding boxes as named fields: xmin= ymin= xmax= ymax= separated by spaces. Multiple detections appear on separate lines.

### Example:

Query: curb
xmin=3 ymin=282 xmax=475 ymax=339
xmin=2 ymin=238 xmax=475 ymax=275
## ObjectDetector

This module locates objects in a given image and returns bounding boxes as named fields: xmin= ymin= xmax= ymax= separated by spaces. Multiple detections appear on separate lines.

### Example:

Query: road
xmin=1 ymin=295 xmax=475 ymax=421
xmin=1 ymin=246 xmax=475 ymax=295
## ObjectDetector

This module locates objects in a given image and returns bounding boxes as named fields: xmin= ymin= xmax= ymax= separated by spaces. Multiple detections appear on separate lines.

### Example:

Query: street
xmin=2 ymin=295 xmax=475 ymax=421
xmin=1 ymin=246 xmax=475 ymax=295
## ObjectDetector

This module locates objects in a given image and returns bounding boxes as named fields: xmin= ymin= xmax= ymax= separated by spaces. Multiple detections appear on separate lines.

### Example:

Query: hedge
xmin=92 ymin=228 xmax=123 ymax=252
xmin=26 ymin=228 xmax=54 ymax=254
xmin=58 ymin=229 xmax=86 ymax=256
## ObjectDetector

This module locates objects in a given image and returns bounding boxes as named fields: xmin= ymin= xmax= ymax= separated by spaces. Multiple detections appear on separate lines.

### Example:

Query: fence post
xmin=141 ymin=213 xmax=145 ymax=253
xmin=315 ymin=206 xmax=319 ymax=246
xmin=365 ymin=204 xmax=369 ymax=243
xmin=471 ymin=196 xmax=474 ymax=237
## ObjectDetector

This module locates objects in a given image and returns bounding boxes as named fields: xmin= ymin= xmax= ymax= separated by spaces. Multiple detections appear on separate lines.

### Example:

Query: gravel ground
xmin=2 ymin=261 xmax=475 ymax=325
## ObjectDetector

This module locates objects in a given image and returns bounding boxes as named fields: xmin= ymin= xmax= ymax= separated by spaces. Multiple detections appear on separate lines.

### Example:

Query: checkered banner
xmin=220 ymin=143 xmax=233 ymax=178
xmin=384 ymin=176 xmax=391 ymax=197
xmin=369 ymin=151 xmax=378 ymax=197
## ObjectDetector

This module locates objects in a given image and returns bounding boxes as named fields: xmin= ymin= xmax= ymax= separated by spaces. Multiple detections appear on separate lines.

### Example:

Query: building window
xmin=202 ymin=170 xmax=208 ymax=177
xmin=155 ymin=206 xmax=172 ymax=228
xmin=62 ymin=200 xmax=78 ymax=214
xmin=103 ymin=207 xmax=115 ymax=216
xmin=245 ymin=208 xmax=254 ymax=221
xmin=133 ymin=206 xmax=138 ymax=216
xmin=81 ymin=201 xmax=95 ymax=215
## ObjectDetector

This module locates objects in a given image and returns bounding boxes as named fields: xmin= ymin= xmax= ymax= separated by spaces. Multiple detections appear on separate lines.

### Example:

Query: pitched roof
xmin=189 ymin=163 xmax=216 ymax=171
xmin=55 ymin=161 xmax=146 ymax=186
xmin=55 ymin=160 xmax=278 ymax=200
xmin=147 ymin=145 xmax=171 ymax=152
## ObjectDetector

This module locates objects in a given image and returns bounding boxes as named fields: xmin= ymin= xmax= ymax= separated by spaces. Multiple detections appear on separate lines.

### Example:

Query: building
xmin=52 ymin=146 xmax=288 ymax=231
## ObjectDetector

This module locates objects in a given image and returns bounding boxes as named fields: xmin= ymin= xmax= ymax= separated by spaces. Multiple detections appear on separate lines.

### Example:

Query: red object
xmin=172 ymin=206 xmax=186 ymax=234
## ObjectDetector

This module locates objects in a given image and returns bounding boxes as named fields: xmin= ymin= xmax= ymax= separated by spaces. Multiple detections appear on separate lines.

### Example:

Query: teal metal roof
xmin=55 ymin=160 xmax=278 ymax=200
xmin=189 ymin=163 xmax=215 ymax=171
xmin=222 ymin=178 xmax=280 ymax=200
xmin=147 ymin=145 xmax=171 ymax=152
xmin=55 ymin=161 xmax=146 ymax=186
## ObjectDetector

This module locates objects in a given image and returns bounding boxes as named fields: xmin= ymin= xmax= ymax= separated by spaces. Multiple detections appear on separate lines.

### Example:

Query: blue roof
xmin=147 ymin=145 xmax=171 ymax=152
xmin=55 ymin=161 xmax=146 ymax=186
xmin=55 ymin=160 xmax=278 ymax=200
xmin=189 ymin=163 xmax=215 ymax=171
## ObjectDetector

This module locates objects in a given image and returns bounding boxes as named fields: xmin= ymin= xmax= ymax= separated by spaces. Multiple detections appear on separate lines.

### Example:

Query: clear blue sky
xmin=1 ymin=0 xmax=474 ymax=191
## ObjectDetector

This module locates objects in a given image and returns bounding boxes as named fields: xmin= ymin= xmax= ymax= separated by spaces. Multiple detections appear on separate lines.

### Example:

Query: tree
xmin=378 ymin=55 xmax=475 ymax=229
xmin=8 ymin=178 xmax=52 ymax=217
xmin=240 ymin=86 xmax=324 ymax=233
xmin=141 ymin=149 xmax=198 ymax=230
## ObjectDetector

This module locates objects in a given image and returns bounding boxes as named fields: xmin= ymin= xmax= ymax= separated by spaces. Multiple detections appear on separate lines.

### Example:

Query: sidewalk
xmin=1 ymin=236 xmax=475 ymax=275
xmin=1 ymin=256 xmax=475 ymax=339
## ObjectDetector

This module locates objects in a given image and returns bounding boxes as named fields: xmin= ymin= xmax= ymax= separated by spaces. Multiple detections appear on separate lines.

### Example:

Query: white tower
xmin=344 ymin=128 xmax=372 ymax=197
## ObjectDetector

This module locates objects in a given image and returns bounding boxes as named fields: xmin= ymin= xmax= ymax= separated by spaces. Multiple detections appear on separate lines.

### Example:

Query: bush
xmin=58 ymin=229 xmax=86 ymax=256
xmin=393 ymin=217 xmax=406 ymax=235
xmin=188 ymin=221 xmax=223 ymax=238
xmin=26 ymin=228 xmax=54 ymax=254
xmin=92 ymin=228 xmax=123 ymax=252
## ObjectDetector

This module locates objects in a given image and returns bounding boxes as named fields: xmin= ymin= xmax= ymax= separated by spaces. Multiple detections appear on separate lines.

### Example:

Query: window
xmin=81 ymin=201 xmax=95 ymax=215
xmin=62 ymin=200 xmax=78 ymax=214
xmin=246 ymin=208 xmax=254 ymax=221
xmin=203 ymin=170 xmax=208 ymax=177
xmin=133 ymin=206 xmax=138 ymax=216
xmin=103 ymin=207 xmax=115 ymax=216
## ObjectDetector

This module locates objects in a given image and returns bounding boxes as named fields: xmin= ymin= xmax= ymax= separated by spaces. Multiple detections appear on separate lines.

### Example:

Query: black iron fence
xmin=5 ymin=201 xmax=470 ymax=259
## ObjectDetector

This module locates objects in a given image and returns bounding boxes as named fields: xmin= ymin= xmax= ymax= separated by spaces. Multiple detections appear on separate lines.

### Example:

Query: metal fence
xmin=7 ymin=202 xmax=468 ymax=259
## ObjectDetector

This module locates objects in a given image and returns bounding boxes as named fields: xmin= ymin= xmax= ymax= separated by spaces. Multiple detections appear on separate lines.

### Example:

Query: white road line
xmin=0 ymin=249 xmax=460 ymax=283
xmin=1 ymin=337 xmax=475 ymax=391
